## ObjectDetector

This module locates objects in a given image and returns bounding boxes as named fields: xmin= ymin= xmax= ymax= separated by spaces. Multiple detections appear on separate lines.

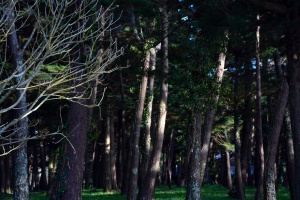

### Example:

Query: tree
xmin=1 ymin=1 xmax=122 ymax=199
xmin=137 ymin=2 xmax=169 ymax=199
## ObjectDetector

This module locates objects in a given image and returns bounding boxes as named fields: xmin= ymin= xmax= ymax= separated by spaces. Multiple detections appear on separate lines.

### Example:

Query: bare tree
xmin=0 ymin=1 xmax=122 ymax=199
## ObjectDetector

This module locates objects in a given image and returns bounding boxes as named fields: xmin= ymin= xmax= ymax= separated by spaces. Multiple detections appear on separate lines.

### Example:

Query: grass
xmin=0 ymin=184 xmax=291 ymax=199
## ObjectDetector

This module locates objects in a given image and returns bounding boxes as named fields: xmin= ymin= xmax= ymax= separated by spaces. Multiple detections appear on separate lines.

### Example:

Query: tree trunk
xmin=225 ymin=151 xmax=232 ymax=190
xmin=7 ymin=3 xmax=29 ymax=199
xmin=166 ymin=129 xmax=175 ymax=189
xmin=199 ymin=50 xmax=226 ymax=186
xmin=39 ymin=140 xmax=47 ymax=190
xmin=286 ymin=4 xmax=300 ymax=199
xmin=254 ymin=14 xmax=264 ymax=200
xmin=4 ymin=153 xmax=13 ymax=194
xmin=105 ymin=114 xmax=112 ymax=192
xmin=118 ymin=71 xmax=126 ymax=189
xmin=127 ymin=45 xmax=153 ymax=200
xmin=186 ymin=110 xmax=202 ymax=200
xmin=264 ymin=78 xmax=289 ymax=200
xmin=234 ymin=69 xmax=245 ymax=200
xmin=285 ymin=108 xmax=295 ymax=200
xmin=140 ymin=45 xmax=161 ymax=185
xmin=110 ymin=116 xmax=118 ymax=190
xmin=137 ymin=4 xmax=169 ymax=199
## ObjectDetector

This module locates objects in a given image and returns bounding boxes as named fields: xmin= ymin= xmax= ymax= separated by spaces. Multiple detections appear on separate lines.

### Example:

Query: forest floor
xmin=0 ymin=184 xmax=291 ymax=199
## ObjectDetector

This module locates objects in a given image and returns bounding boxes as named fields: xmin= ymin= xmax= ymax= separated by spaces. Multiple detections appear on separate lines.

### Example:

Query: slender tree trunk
xmin=137 ymin=4 xmax=169 ymax=199
xmin=177 ymin=127 xmax=192 ymax=187
xmin=140 ymin=45 xmax=161 ymax=185
xmin=40 ymin=140 xmax=47 ymax=190
xmin=110 ymin=116 xmax=118 ymax=190
xmin=254 ymin=14 xmax=264 ymax=200
xmin=118 ymin=71 xmax=126 ymax=189
xmin=7 ymin=3 xmax=29 ymax=199
xmin=127 ymin=45 xmax=154 ymax=200
xmin=285 ymin=108 xmax=295 ymax=200
xmin=4 ymin=153 xmax=12 ymax=194
xmin=199 ymin=50 xmax=226 ymax=186
xmin=166 ymin=129 xmax=175 ymax=189
xmin=186 ymin=110 xmax=202 ymax=200
xmin=32 ymin=143 xmax=40 ymax=190
xmin=234 ymin=69 xmax=245 ymax=200
xmin=240 ymin=63 xmax=253 ymax=186
xmin=105 ymin=114 xmax=112 ymax=192
xmin=225 ymin=150 xmax=232 ymax=190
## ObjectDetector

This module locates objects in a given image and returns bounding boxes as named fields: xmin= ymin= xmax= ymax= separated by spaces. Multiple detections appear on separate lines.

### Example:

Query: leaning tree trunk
xmin=186 ymin=110 xmax=202 ymax=200
xmin=137 ymin=4 xmax=169 ymax=199
xmin=264 ymin=78 xmax=289 ymax=199
xmin=254 ymin=14 xmax=264 ymax=200
xmin=199 ymin=49 xmax=226 ymax=186
xmin=286 ymin=4 xmax=300 ymax=199
xmin=7 ymin=3 xmax=29 ymax=199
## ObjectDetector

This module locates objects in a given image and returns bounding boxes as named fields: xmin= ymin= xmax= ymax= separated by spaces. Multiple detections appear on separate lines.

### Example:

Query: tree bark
xmin=254 ymin=14 xmax=264 ymax=200
xmin=199 ymin=50 xmax=226 ymax=186
xmin=137 ymin=4 xmax=169 ymax=199
xmin=264 ymin=77 xmax=289 ymax=200
xmin=166 ymin=128 xmax=175 ymax=189
xmin=7 ymin=2 xmax=29 ymax=199
xmin=127 ymin=45 xmax=153 ymax=200
xmin=186 ymin=110 xmax=202 ymax=200
xmin=104 ymin=114 xmax=112 ymax=192
xmin=234 ymin=68 xmax=245 ymax=200
xmin=140 ymin=45 xmax=161 ymax=185
xmin=110 ymin=116 xmax=118 ymax=190
xmin=285 ymin=108 xmax=295 ymax=200
xmin=39 ymin=140 xmax=47 ymax=190
xmin=225 ymin=150 xmax=232 ymax=190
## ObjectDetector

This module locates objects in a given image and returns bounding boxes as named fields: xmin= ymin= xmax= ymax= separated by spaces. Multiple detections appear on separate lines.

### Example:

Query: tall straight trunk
xmin=40 ymin=140 xmax=47 ymax=190
xmin=137 ymin=4 xmax=169 ymax=199
xmin=186 ymin=110 xmax=202 ymax=200
xmin=140 ymin=45 xmax=160 ymax=186
xmin=286 ymin=4 xmax=300 ymax=199
xmin=127 ymin=44 xmax=153 ymax=200
xmin=225 ymin=150 xmax=232 ymax=190
xmin=110 ymin=116 xmax=118 ymax=190
xmin=104 ymin=115 xmax=112 ymax=192
xmin=285 ymin=108 xmax=295 ymax=200
xmin=48 ymin=144 xmax=58 ymax=193
xmin=166 ymin=128 xmax=175 ymax=189
xmin=7 ymin=3 xmax=29 ymax=199
xmin=4 ymin=153 xmax=13 ymax=194
xmin=60 ymin=94 xmax=89 ymax=200
xmin=254 ymin=14 xmax=264 ymax=200
xmin=240 ymin=63 xmax=253 ymax=186
xmin=32 ymin=142 xmax=40 ymax=190
xmin=117 ymin=73 xmax=126 ymax=187
xmin=199 ymin=50 xmax=226 ymax=186
xmin=50 ymin=34 xmax=96 ymax=200
xmin=264 ymin=77 xmax=289 ymax=200
xmin=234 ymin=69 xmax=245 ymax=200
